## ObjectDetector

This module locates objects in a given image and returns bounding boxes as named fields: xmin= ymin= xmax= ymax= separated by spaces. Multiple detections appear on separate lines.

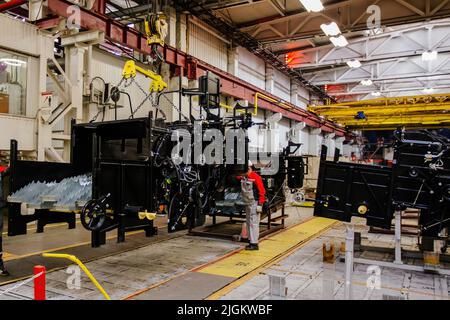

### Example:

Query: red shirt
xmin=0 ymin=166 xmax=7 ymax=173
xmin=238 ymin=171 xmax=266 ymax=204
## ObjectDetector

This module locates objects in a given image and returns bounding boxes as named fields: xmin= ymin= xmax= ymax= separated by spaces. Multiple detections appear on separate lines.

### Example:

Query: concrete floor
xmin=219 ymin=220 xmax=450 ymax=300
xmin=0 ymin=206 xmax=310 ymax=300
xmin=1 ymin=207 xmax=449 ymax=300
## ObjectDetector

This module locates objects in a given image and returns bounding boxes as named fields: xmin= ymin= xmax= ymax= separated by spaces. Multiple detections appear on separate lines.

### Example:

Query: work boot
xmin=245 ymin=243 xmax=259 ymax=251
xmin=0 ymin=269 xmax=10 ymax=276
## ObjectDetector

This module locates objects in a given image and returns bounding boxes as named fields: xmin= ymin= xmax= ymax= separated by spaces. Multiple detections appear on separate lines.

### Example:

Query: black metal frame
xmin=314 ymin=129 xmax=450 ymax=247
xmin=4 ymin=140 xmax=77 ymax=236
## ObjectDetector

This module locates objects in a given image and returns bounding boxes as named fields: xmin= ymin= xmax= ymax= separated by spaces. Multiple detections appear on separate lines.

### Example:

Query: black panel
xmin=287 ymin=158 xmax=305 ymax=189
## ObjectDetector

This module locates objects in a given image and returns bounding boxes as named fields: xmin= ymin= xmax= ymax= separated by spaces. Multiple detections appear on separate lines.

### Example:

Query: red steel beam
xmin=43 ymin=0 xmax=346 ymax=136
xmin=0 ymin=0 xmax=27 ymax=12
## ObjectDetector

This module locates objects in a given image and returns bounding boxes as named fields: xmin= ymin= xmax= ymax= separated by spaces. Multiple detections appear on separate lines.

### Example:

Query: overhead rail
xmin=309 ymin=93 xmax=450 ymax=130
xmin=37 ymin=0 xmax=346 ymax=137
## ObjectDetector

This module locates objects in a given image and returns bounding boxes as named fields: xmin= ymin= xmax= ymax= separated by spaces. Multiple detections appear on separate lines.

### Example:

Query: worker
xmin=0 ymin=166 xmax=9 ymax=276
xmin=238 ymin=160 xmax=266 ymax=251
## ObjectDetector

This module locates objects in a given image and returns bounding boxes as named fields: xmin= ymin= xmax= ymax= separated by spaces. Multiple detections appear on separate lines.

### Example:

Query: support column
xmin=265 ymin=64 xmax=275 ymax=94
xmin=176 ymin=11 xmax=187 ymax=52
xmin=344 ymin=224 xmax=355 ymax=300
xmin=290 ymin=81 xmax=299 ymax=106
xmin=290 ymin=122 xmax=306 ymax=155
xmin=324 ymin=133 xmax=336 ymax=158
xmin=264 ymin=113 xmax=282 ymax=153
xmin=227 ymin=47 xmax=239 ymax=76
xmin=37 ymin=54 xmax=52 ymax=162
xmin=308 ymin=128 xmax=322 ymax=157
xmin=161 ymin=76 xmax=190 ymax=122
xmin=29 ymin=0 xmax=45 ymax=21
xmin=394 ymin=210 xmax=403 ymax=265
xmin=165 ymin=6 xmax=177 ymax=48
xmin=66 ymin=45 xmax=86 ymax=122
xmin=335 ymin=137 xmax=345 ymax=156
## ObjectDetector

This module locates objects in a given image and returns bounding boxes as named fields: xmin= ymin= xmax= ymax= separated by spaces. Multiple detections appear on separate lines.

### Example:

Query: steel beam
xmin=41 ymin=0 xmax=346 ymax=136
xmin=0 ymin=0 xmax=27 ymax=12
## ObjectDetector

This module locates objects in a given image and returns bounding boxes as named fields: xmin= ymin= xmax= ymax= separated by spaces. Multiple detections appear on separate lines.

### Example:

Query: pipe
xmin=0 ymin=0 xmax=27 ymax=12
xmin=43 ymin=253 xmax=111 ymax=300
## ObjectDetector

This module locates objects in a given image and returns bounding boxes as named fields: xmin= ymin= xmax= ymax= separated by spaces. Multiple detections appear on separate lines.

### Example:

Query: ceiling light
xmin=299 ymin=0 xmax=324 ymax=12
xmin=422 ymin=50 xmax=438 ymax=61
xmin=347 ymin=59 xmax=362 ymax=68
xmin=320 ymin=22 xmax=341 ymax=36
xmin=371 ymin=91 xmax=381 ymax=97
xmin=361 ymin=79 xmax=373 ymax=86
xmin=330 ymin=35 xmax=348 ymax=47
xmin=0 ymin=58 xmax=26 ymax=67
xmin=423 ymin=88 xmax=435 ymax=94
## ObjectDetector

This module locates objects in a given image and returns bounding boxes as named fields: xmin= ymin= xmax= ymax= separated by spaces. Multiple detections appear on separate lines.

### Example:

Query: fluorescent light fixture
xmin=320 ymin=22 xmax=341 ymax=36
xmin=423 ymin=88 xmax=435 ymax=94
xmin=422 ymin=50 xmax=438 ymax=61
xmin=371 ymin=91 xmax=381 ymax=97
xmin=347 ymin=59 xmax=362 ymax=68
xmin=330 ymin=35 xmax=348 ymax=47
xmin=361 ymin=79 xmax=373 ymax=86
xmin=299 ymin=0 xmax=324 ymax=12
xmin=0 ymin=58 xmax=26 ymax=67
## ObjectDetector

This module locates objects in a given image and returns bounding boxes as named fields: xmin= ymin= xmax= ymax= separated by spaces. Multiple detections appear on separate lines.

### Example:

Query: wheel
xmin=80 ymin=199 xmax=107 ymax=231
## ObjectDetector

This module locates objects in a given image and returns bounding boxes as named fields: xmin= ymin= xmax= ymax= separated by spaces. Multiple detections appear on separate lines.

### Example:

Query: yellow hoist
xmin=145 ymin=12 xmax=168 ymax=63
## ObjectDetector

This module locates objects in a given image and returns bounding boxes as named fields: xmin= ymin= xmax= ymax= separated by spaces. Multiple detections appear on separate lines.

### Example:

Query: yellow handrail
xmin=42 ymin=253 xmax=111 ymax=300
xmin=254 ymin=92 xmax=291 ymax=116
xmin=220 ymin=92 xmax=288 ymax=116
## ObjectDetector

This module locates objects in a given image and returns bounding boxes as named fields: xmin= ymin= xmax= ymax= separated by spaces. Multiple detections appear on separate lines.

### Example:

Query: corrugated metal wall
xmin=236 ymin=47 xmax=266 ymax=91
xmin=273 ymin=69 xmax=291 ymax=102
xmin=188 ymin=22 xmax=228 ymax=71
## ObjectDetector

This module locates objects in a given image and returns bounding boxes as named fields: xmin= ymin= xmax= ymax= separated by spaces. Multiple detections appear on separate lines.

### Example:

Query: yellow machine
xmin=145 ymin=13 xmax=168 ymax=47
xmin=309 ymin=93 xmax=450 ymax=130
xmin=144 ymin=13 xmax=168 ymax=63
xmin=122 ymin=60 xmax=167 ymax=92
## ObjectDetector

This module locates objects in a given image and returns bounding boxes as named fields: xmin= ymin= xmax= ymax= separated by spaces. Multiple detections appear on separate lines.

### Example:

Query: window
xmin=0 ymin=50 xmax=27 ymax=116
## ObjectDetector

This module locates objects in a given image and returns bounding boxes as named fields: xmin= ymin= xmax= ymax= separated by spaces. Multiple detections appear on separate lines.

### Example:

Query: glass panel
xmin=0 ymin=50 xmax=27 ymax=116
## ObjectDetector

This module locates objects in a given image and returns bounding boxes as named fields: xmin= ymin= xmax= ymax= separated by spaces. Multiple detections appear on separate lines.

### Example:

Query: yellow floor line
xmin=205 ymin=218 xmax=340 ymax=300
xmin=2 ymin=221 xmax=82 ymax=237
xmin=197 ymin=217 xmax=337 ymax=279
xmin=3 ymin=229 xmax=151 ymax=262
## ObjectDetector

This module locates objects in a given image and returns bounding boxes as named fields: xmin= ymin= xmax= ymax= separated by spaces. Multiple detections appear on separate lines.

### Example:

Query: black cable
xmin=90 ymin=76 xmax=106 ymax=87
xmin=120 ymin=90 xmax=134 ymax=118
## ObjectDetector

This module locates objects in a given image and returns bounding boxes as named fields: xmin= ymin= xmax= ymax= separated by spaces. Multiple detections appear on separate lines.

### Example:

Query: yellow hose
xmin=42 ymin=253 xmax=111 ymax=300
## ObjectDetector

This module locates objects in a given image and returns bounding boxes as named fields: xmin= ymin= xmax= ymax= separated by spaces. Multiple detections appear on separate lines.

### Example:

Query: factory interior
xmin=0 ymin=0 xmax=450 ymax=305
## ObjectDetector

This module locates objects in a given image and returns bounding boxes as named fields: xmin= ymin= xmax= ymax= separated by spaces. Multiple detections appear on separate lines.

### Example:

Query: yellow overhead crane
xmin=309 ymin=93 xmax=450 ymax=130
